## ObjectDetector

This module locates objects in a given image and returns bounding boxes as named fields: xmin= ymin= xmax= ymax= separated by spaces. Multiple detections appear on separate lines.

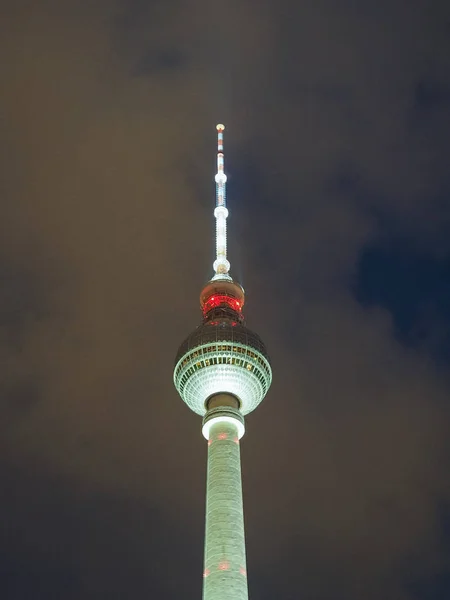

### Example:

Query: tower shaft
xmin=203 ymin=407 xmax=248 ymax=600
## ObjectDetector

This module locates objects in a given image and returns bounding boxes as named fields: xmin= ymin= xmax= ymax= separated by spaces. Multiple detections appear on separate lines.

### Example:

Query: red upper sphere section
xmin=203 ymin=294 xmax=242 ymax=315
xmin=200 ymin=279 xmax=245 ymax=319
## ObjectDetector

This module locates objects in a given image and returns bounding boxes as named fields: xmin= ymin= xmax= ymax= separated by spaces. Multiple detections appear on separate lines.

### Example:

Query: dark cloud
xmin=354 ymin=244 xmax=450 ymax=361
xmin=134 ymin=47 xmax=187 ymax=76
xmin=0 ymin=0 xmax=449 ymax=598
xmin=0 ymin=456 xmax=203 ymax=599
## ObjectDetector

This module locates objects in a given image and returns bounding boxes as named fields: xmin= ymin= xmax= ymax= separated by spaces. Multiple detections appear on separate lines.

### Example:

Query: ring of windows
xmin=175 ymin=343 xmax=271 ymax=382
xmin=175 ymin=345 xmax=271 ymax=396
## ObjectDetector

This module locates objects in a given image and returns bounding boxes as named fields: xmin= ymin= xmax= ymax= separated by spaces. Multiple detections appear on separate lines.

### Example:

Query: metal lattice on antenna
xmin=213 ymin=124 xmax=231 ymax=279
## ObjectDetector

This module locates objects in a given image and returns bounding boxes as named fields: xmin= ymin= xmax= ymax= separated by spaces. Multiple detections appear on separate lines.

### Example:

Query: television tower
xmin=174 ymin=124 xmax=272 ymax=600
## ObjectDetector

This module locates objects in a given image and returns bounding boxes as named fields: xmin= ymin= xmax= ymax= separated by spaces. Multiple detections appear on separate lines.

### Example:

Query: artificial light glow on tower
xmin=174 ymin=125 xmax=272 ymax=600
xmin=213 ymin=123 xmax=230 ymax=278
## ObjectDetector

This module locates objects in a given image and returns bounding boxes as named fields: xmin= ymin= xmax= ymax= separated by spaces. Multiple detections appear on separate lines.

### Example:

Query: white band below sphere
xmin=202 ymin=415 xmax=245 ymax=440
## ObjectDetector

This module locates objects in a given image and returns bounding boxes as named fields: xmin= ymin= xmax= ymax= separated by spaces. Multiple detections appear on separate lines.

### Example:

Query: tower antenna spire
xmin=213 ymin=123 xmax=231 ymax=279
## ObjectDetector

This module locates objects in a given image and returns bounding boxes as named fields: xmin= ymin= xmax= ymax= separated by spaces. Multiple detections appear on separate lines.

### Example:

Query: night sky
xmin=1 ymin=1 xmax=450 ymax=599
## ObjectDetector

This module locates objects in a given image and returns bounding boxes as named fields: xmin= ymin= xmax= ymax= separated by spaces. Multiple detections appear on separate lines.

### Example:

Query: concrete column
xmin=202 ymin=407 xmax=248 ymax=600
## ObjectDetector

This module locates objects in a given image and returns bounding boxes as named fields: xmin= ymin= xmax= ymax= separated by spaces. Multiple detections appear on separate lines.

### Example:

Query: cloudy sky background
xmin=1 ymin=1 xmax=450 ymax=598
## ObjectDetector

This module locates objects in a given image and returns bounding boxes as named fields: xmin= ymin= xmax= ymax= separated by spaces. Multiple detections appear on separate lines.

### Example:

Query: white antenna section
xmin=213 ymin=124 xmax=231 ymax=278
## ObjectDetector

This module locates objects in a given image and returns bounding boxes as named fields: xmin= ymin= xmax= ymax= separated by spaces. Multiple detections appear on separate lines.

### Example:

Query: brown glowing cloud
xmin=0 ymin=1 xmax=449 ymax=598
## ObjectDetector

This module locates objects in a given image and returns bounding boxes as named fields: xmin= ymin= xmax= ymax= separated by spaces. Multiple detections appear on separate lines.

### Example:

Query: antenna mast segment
xmin=213 ymin=124 xmax=230 ymax=278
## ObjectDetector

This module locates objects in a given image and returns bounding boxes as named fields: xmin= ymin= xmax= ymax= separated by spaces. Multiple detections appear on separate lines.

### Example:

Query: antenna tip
xmin=216 ymin=123 xmax=225 ymax=132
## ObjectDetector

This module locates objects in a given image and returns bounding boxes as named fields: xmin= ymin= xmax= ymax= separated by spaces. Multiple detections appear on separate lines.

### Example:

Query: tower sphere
xmin=174 ymin=320 xmax=272 ymax=416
